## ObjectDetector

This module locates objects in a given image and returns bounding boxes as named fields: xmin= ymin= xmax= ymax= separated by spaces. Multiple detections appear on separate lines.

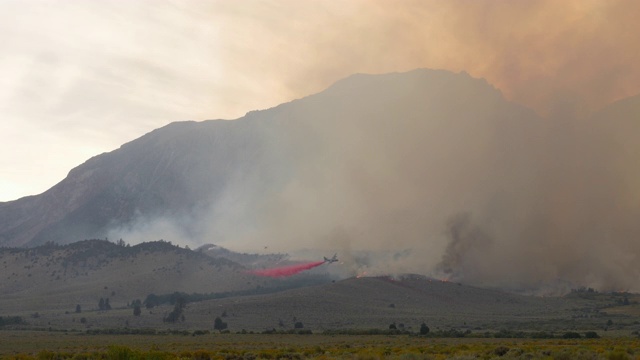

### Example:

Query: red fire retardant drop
xmin=248 ymin=261 xmax=325 ymax=278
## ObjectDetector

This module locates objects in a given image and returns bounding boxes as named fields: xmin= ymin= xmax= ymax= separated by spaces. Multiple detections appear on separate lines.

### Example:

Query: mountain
xmin=0 ymin=118 xmax=288 ymax=247
xmin=2 ymin=68 xmax=640 ymax=292
xmin=0 ymin=239 xmax=333 ymax=315
xmin=0 ymin=69 xmax=539 ymax=249
xmin=0 ymin=240 xmax=245 ymax=313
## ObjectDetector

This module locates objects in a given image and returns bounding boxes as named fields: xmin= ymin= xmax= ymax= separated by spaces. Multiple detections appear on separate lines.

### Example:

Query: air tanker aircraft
xmin=324 ymin=253 xmax=338 ymax=264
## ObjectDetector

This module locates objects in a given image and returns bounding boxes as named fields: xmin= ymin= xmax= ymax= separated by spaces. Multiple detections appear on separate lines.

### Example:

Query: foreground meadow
xmin=1 ymin=331 xmax=639 ymax=359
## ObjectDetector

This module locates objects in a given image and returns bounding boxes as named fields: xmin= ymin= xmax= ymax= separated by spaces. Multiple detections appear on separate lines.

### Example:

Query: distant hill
xmin=0 ymin=239 xmax=308 ymax=314
xmin=9 ymin=271 xmax=640 ymax=333
xmin=2 ymin=240 xmax=639 ymax=333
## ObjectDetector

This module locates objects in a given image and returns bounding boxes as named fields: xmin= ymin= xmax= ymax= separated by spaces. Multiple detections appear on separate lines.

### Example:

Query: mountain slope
xmin=2 ymin=69 xmax=640 ymax=292
xmin=0 ymin=118 xmax=287 ymax=247
xmin=0 ymin=239 xmax=255 ymax=313
xmin=0 ymin=69 xmax=540 ymax=249
xmin=186 ymin=275 xmax=575 ymax=331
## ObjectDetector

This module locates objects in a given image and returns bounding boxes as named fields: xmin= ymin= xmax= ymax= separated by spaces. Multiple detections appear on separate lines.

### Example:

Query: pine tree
xmin=214 ymin=317 xmax=228 ymax=331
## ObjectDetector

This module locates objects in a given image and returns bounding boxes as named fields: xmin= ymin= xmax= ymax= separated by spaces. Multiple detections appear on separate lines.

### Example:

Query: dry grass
xmin=1 ymin=331 xmax=640 ymax=359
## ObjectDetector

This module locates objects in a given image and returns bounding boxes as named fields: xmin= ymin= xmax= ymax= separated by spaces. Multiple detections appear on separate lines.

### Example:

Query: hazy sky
xmin=2 ymin=0 xmax=639 ymax=201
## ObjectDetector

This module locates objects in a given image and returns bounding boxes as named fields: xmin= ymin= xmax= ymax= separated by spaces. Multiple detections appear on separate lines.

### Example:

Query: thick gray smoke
xmin=204 ymin=69 xmax=640 ymax=294
xmin=108 ymin=69 xmax=640 ymax=294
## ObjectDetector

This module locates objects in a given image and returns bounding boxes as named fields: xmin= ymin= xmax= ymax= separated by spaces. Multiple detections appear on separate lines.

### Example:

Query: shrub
xmin=0 ymin=316 xmax=24 ymax=327
xmin=493 ymin=346 xmax=510 ymax=356
xmin=562 ymin=332 xmax=582 ymax=339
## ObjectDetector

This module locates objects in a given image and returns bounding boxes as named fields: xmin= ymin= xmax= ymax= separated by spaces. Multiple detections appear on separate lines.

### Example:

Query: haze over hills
xmin=0 ymin=240 xmax=245 ymax=312
xmin=2 ymin=239 xmax=639 ymax=333
xmin=1 ymin=69 xmax=640 ymax=293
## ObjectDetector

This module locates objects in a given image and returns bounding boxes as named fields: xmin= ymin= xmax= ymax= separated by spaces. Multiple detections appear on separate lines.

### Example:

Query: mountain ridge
xmin=1 ymin=68 xmax=521 ymax=248
xmin=2 ymin=68 xmax=640 ymax=293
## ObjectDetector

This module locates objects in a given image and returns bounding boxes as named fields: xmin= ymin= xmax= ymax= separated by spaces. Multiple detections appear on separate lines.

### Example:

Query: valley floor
xmin=1 ymin=331 xmax=639 ymax=359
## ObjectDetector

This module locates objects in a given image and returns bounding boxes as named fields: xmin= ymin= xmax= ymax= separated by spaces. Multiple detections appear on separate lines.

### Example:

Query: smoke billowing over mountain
xmin=3 ymin=69 xmax=640 ymax=294
xmin=106 ymin=69 xmax=640 ymax=294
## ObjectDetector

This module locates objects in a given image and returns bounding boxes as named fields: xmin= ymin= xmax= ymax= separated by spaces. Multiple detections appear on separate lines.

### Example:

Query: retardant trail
xmin=248 ymin=261 xmax=325 ymax=278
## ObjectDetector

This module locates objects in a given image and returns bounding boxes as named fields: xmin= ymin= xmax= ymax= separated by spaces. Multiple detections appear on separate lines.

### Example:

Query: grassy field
xmin=1 ymin=331 xmax=640 ymax=359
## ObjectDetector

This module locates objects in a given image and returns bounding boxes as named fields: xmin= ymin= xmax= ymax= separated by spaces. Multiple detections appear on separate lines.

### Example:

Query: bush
xmin=493 ymin=346 xmax=510 ymax=356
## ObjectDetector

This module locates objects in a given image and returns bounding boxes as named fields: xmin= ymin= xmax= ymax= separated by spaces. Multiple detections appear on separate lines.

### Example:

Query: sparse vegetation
xmin=2 ymin=332 xmax=640 ymax=359
xmin=98 ymin=297 xmax=111 ymax=310
xmin=2 ymin=240 xmax=640 ymax=340
xmin=0 ymin=315 xmax=24 ymax=327
xmin=141 ymin=276 xmax=332 ymax=308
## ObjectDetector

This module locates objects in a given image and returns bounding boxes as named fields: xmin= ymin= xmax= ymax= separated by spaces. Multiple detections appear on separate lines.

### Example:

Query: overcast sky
xmin=2 ymin=0 xmax=639 ymax=201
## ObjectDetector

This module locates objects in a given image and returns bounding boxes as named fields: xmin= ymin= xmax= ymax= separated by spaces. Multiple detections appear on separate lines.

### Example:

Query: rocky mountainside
xmin=0 ymin=69 xmax=540 ymax=248
xmin=0 ymin=118 xmax=288 ymax=247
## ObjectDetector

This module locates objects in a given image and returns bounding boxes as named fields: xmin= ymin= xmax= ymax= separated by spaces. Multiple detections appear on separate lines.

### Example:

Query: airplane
xmin=323 ymin=253 xmax=338 ymax=264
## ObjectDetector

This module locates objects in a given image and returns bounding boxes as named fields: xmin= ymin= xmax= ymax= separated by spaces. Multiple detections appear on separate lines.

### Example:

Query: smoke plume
xmin=96 ymin=2 xmax=640 ymax=293
xmin=198 ymin=69 xmax=640 ymax=294
xmin=211 ymin=0 xmax=640 ymax=118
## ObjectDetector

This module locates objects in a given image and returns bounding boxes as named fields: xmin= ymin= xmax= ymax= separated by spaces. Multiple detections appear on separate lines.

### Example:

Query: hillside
xmin=0 ymin=68 xmax=540 ymax=249
xmin=2 ymin=239 xmax=638 ymax=333
xmin=0 ymin=118 xmax=286 ymax=247
xmin=0 ymin=239 xmax=327 ymax=315
xmin=8 ymin=273 xmax=640 ymax=334
xmin=186 ymin=276 xmax=575 ymax=332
